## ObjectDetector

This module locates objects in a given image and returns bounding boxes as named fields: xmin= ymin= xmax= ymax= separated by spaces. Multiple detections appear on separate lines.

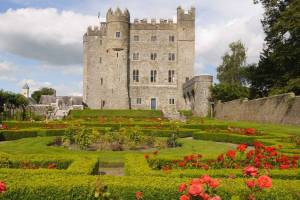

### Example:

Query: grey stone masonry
xmin=183 ymin=75 xmax=213 ymax=117
xmin=83 ymin=6 xmax=198 ymax=112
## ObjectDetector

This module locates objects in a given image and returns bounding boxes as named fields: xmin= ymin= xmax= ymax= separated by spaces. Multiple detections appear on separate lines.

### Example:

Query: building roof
xmin=39 ymin=95 xmax=83 ymax=106
xmin=22 ymin=83 xmax=29 ymax=89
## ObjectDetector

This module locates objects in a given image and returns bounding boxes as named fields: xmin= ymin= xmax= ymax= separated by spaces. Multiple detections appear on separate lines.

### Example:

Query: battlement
xmin=107 ymin=8 xmax=130 ymax=23
xmin=177 ymin=6 xmax=195 ymax=21
xmin=133 ymin=18 xmax=175 ymax=25
xmin=86 ymin=23 xmax=107 ymax=36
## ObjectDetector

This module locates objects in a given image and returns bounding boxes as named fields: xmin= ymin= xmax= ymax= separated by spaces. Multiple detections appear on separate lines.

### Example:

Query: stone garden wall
xmin=214 ymin=93 xmax=300 ymax=126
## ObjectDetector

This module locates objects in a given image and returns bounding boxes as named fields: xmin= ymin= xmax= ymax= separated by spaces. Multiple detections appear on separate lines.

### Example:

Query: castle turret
xmin=176 ymin=6 xmax=196 ymax=110
xmin=104 ymin=8 xmax=130 ymax=109
xmin=21 ymin=83 xmax=30 ymax=98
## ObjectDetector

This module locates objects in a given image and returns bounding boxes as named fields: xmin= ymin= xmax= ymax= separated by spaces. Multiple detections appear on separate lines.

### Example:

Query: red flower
xmin=246 ymin=150 xmax=255 ymax=160
xmin=47 ymin=163 xmax=56 ymax=169
xmin=178 ymin=161 xmax=186 ymax=168
xmin=237 ymin=144 xmax=247 ymax=152
xmin=179 ymin=183 xmax=187 ymax=193
xmin=217 ymin=154 xmax=224 ymax=162
xmin=243 ymin=166 xmax=259 ymax=177
xmin=279 ymin=164 xmax=290 ymax=170
xmin=144 ymin=154 xmax=149 ymax=159
xmin=188 ymin=183 xmax=203 ymax=196
xmin=246 ymin=180 xmax=256 ymax=189
xmin=245 ymin=128 xmax=256 ymax=135
xmin=190 ymin=178 xmax=202 ymax=185
xmin=208 ymin=179 xmax=219 ymax=189
xmin=201 ymin=175 xmax=212 ymax=184
xmin=180 ymin=195 xmax=190 ymax=200
xmin=135 ymin=191 xmax=143 ymax=200
xmin=202 ymin=164 xmax=209 ymax=171
xmin=0 ymin=181 xmax=6 ymax=193
xmin=257 ymin=175 xmax=272 ymax=189
xmin=248 ymin=193 xmax=255 ymax=200
xmin=226 ymin=150 xmax=236 ymax=160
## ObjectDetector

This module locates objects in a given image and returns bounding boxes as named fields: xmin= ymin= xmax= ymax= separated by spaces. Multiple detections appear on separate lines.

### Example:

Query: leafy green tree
xmin=15 ymin=94 xmax=29 ymax=120
xmin=31 ymin=87 xmax=56 ymax=103
xmin=248 ymin=0 xmax=300 ymax=96
xmin=211 ymin=84 xmax=249 ymax=102
xmin=217 ymin=40 xmax=247 ymax=85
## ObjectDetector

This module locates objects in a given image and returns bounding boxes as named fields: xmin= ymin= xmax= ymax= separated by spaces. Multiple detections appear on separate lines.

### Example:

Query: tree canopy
xmin=247 ymin=0 xmax=300 ymax=97
xmin=31 ymin=87 xmax=56 ymax=103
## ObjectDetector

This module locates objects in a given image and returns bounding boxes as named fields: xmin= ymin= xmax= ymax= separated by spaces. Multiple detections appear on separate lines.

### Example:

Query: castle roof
xmin=22 ymin=83 xmax=29 ymax=89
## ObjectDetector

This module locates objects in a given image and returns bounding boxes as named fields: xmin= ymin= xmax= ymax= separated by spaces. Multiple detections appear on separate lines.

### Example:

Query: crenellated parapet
xmin=86 ymin=23 xmax=107 ymax=36
xmin=177 ymin=6 xmax=195 ymax=21
xmin=107 ymin=7 xmax=130 ymax=23
xmin=133 ymin=18 xmax=174 ymax=25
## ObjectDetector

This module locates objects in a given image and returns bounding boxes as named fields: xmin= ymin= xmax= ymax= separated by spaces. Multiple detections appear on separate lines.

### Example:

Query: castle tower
xmin=83 ymin=8 xmax=130 ymax=109
xmin=21 ymin=83 xmax=30 ymax=98
xmin=176 ymin=6 xmax=196 ymax=110
xmin=105 ymin=8 xmax=130 ymax=109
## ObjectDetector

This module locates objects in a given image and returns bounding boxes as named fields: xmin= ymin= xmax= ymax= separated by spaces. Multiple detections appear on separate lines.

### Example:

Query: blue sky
xmin=0 ymin=0 xmax=265 ymax=96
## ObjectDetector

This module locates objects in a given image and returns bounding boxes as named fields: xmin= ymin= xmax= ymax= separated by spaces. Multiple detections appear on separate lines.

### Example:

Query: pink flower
xmin=243 ymin=166 xmax=259 ymax=177
xmin=209 ymin=195 xmax=222 ymax=200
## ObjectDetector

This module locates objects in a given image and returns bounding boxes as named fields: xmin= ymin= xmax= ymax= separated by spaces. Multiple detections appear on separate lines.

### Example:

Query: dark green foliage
xmin=31 ymin=87 xmax=56 ymax=103
xmin=68 ymin=109 xmax=163 ymax=119
xmin=211 ymin=83 xmax=249 ymax=102
xmin=246 ymin=0 xmax=300 ymax=97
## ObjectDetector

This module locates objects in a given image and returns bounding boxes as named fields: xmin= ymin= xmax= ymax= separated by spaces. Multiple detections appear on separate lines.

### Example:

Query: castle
xmin=83 ymin=6 xmax=213 ymax=116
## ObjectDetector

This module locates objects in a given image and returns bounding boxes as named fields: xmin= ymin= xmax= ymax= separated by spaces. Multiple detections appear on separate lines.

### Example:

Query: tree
xmin=211 ymin=84 xmax=249 ymax=102
xmin=31 ymin=87 xmax=56 ymax=103
xmin=217 ymin=40 xmax=247 ymax=86
xmin=15 ymin=94 xmax=29 ymax=120
xmin=248 ymin=0 xmax=300 ymax=96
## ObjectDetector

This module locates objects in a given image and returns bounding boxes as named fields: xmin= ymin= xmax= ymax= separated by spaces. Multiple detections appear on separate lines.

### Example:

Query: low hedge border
xmin=0 ymin=129 xmax=65 ymax=141
xmin=0 ymin=169 xmax=299 ymax=200
xmin=125 ymin=154 xmax=300 ymax=180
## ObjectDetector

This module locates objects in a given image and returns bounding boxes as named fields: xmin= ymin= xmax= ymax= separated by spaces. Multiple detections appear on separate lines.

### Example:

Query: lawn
xmin=0 ymin=110 xmax=299 ymax=200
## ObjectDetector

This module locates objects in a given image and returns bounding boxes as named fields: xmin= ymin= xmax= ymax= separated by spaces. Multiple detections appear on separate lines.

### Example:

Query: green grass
xmin=0 ymin=110 xmax=299 ymax=199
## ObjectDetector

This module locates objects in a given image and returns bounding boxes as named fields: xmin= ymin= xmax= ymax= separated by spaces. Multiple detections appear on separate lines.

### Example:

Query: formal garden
xmin=0 ymin=109 xmax=298 ymax=200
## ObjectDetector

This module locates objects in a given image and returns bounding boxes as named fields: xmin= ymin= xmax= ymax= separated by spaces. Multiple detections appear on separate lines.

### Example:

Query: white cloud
xmin=0 ymin=60 xmax=19 ymax=81
xmin=0 ymin=8 xmax=98 ymax=65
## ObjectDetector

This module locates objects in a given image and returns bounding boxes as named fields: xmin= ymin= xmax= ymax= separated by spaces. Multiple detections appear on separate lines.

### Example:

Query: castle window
xmin=136 ymin=98 xmax=142 ymax=104
xmin=100 ymin=78 xmax=103 ymax=85
xmin=168 ymin=70 xmax=175 ymax=83
xmin=168 ymin=53 xmax=176 ymax=61
xmin=151 ymin=35 xmax=157 ymax=42
xmin=116 ymin=32 xmax=121 ymax=38
xmin=133 ymin=70 xmax=139 ymax=82
xmin=169 ymin=98 xmax=175 ymax=105
xmin=134 ymin=35 xmax=139 ymax=41
xmin=133 ymin=53 xmax=139 ymax=60
xmin=186 ymin=77 xmax=189 ymax=82
xmin=150 ymin=53 xmax=157 ymax=61
xmin=100 ymin=40 xmax=102 ymax=45
xmin=169 ymin=35 xmax=175 ymax=42
xmin=99 ymin=57 xmax=102 ymax=63
xmin=150 ymin=70 xmax=157 ymax=83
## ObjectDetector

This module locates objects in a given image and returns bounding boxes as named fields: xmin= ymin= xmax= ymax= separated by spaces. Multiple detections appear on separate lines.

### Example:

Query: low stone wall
xmin=29 ymin=105 xmax=52 ymax=116
xmin=214 ymin=93 xmax=300 ymax=126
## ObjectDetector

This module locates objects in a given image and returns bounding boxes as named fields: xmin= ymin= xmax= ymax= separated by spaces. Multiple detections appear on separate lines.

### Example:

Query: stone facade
xmin=183 ymin=75 xmax=213 ymax=116
xmin=214 ymin=93 xmax=300 ymax=126
xmin=83 ymin=7 xmax=195 ymax=112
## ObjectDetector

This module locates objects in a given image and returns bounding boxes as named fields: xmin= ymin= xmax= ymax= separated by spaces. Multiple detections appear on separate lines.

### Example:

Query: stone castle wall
xmin=83 ymin=7 xmax=195 ymax=112
xmin=214 ymin=93 xmax=300 ymax=126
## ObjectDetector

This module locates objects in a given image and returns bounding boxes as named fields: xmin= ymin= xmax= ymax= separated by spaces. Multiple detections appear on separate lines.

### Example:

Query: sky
xmin=0 ymin=0 xmax=265 ymax=96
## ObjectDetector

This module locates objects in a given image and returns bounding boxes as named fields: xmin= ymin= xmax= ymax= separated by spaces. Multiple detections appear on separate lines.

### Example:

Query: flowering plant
xmin=178 ymin=175 xmax=221 ymax=200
